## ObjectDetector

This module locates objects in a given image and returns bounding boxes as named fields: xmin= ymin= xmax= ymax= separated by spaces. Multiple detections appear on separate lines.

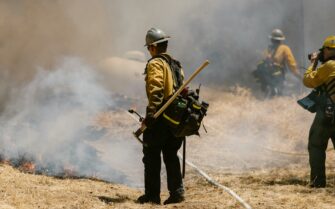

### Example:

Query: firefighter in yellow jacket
xmin=254 ymin=29 xmax=301 ymax=96
xmin=303 ymin=35 xmax=335 ymax=187
xmin=136 ymin=28 xmax=185 ymax=205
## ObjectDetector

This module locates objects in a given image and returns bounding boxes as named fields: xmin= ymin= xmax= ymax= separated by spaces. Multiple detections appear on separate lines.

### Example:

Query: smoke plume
xmin=0 ymin=0 xmax=334 ymax=187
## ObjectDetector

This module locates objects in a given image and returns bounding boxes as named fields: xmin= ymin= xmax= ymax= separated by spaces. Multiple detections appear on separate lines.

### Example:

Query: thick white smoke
xmin=0 ymin=58 xmax=136 ymax=183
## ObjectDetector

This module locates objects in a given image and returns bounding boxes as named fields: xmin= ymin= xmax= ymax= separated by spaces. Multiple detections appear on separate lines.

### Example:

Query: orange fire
xmin=19 ymin=162 xmax=36 ymax=173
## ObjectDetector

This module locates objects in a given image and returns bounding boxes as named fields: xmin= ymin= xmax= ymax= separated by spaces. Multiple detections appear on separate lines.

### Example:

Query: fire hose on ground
xmin=177 ymin=153 xmax=252 ymax=209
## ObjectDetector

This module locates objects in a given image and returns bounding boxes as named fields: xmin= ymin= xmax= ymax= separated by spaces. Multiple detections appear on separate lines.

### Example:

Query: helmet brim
xmin=268 ymin=35 xmax=285 ymax=41
xmin=144 ymin=37 xmax=170 ymax=47
xmin=320 ymin=46 xmax=335 ymax=51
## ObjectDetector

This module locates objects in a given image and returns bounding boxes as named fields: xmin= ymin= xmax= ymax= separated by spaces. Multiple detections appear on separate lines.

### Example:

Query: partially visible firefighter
xmin=253 ymin=28 xmax=302 ymax=97
xmin=136 ymin=28 xmax=185 ymax=205
xmin=301 ymin=35 xmax=335 ymax=188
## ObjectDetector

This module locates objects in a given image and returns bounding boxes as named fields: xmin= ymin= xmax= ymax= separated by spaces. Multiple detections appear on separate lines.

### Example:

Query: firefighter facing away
xmin=136 ymin=28 xmax=185 ymax=205
xmin=253 ymin=29 xmax=302 ymax=97
xmin=303 ymin=35 xmax=335 ymax=188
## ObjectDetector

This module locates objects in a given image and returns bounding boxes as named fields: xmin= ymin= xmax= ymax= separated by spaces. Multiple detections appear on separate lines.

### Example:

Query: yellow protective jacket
xmin=303 ymin=60 xmax=335 ymax=96
xmin=145 ymin=53 xmax=184 ymax=115
xmin=264 ymin=44 xmax=299 ymax=77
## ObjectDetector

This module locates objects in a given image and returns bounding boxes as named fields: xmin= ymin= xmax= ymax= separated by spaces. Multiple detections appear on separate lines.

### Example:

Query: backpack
xmin=253 ymin=60 xmax=284 ymax=86
xmin=252 ymin=45 xmax=284 ymax=86
xmin=156 ymin=54 xmax=209 ymax=137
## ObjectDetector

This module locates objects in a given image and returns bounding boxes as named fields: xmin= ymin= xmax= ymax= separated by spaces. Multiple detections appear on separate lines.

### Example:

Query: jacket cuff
xmin=146 ymin=106 xmax=156 ymax=117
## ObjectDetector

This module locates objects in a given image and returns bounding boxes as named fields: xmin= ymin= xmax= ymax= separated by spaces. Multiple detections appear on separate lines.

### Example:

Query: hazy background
xmin=0 ymin=0 xmax=334 ymax=186
xmin=0 ymin=1 xmax=334 ymax=88
xmin=0 ymin=1 xmax=334 ymax=95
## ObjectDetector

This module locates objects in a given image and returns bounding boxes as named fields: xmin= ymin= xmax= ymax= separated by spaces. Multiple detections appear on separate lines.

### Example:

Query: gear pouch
xmin=297 ymin=90 xmax=318 ymax=113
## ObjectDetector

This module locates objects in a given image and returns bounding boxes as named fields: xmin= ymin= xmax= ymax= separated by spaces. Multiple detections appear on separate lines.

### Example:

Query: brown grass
xmin=2 ymin=163 xmax=335 ymax=208
xmin=2 ymin=87 xmax=335 ymax=208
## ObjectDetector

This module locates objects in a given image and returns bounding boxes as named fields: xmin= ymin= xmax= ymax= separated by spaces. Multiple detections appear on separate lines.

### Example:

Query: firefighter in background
xmin=136 ymin=28 xmax=185 ymax=205
xmin=303 ymin=36 xmax=335 ymax=188
xmin=253 ymin=29 xmax=302 ymax=97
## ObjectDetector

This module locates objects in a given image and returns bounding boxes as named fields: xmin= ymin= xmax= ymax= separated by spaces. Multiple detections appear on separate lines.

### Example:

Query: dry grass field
xmin=2 ymin=87 xmax=335 ymax=209
xmin=1 ymin=163 xmax=335 ymax=209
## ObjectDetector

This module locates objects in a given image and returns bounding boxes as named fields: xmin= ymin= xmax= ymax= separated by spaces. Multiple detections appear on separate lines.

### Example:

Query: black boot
xmin=136 ymin=194 xmax=160 ymax=204
xmin=309 ymin=181 xmax=326 ymax=188
xmin=310 ymin=176 xmax=326 ymax=188
xmin=163 ymin=194 xmax=185 ymax=205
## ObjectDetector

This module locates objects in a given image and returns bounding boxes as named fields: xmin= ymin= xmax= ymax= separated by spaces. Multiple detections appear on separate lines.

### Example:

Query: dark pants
xmin=253 ymin=65 xmax=284 ymax=97
xmin=142 ymin=118 xmax=184 ymax=198
xmin=308 ymin=107 xmax=335 ymax=187
xmin=260 ymin=77 xmax=284 ymax=97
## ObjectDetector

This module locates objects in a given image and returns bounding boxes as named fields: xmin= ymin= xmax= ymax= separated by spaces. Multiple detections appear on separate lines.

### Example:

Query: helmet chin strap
xmin=321 ymin=49 xmax=335 ymax=63
xmin=269 ymin=41 xmax=280 ymax=52
xmin=327 ymin=55 xmax=335 ymax=61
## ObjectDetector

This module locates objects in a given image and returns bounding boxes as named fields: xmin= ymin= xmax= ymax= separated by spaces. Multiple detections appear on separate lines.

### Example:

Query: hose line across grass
xmin=178 ymin=153 xmax=252 ymax=209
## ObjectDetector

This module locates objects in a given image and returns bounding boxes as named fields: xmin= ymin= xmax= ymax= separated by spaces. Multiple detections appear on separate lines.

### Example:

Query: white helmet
xmin=268 ymin=29 xmax=285 ymax=41
xmin=145 ymin=28 xmax=170 ymax=46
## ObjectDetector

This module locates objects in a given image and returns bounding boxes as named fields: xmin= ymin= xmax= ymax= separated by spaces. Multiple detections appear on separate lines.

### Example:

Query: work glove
xmin=143 ymin=114 xmax=156 ymax=128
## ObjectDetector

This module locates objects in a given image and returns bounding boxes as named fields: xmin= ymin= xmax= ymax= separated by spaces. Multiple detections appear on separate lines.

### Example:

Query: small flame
xmin=19 ymin=162 xmax=36 ymax=174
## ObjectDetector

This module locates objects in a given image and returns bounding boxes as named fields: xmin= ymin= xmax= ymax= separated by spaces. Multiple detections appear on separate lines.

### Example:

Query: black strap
xmin=326 ymin=79 xmax=335 ymax=94
xmin=323 ymin=58 xmax=335 ymax=98
xmin=182 ymin=138 xmax=186 ymax=178
xmin=153 ymin=54 xmax=183 ymax=90
xmin=267 ymin=44 xmax=286 ymax=75
xmin=268 ymin=44 xmax=280 ymax=62
xmin=144 ymin=55 xmax=165 ymax=74
xmin=144 ymin=54 xmax=183 ymax=91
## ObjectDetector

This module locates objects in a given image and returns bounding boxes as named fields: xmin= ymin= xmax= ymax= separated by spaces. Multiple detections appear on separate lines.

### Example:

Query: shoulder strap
xmin=143 ymin=56 xmax=159 ymax=75
xmin=153 ymin=54 xmax=183 ymax=90
xmin=324 ymin=78 xmax=335 ymax=102
xmin=153 ymin=53 xmax=171 ymax=63
xmin=264 ymin=44 xmax=279 ymax=63
xmin=319 ymin=59 xmax=335 ymax=100
xmin=269 ymin=44 xmax=280 ymax=60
